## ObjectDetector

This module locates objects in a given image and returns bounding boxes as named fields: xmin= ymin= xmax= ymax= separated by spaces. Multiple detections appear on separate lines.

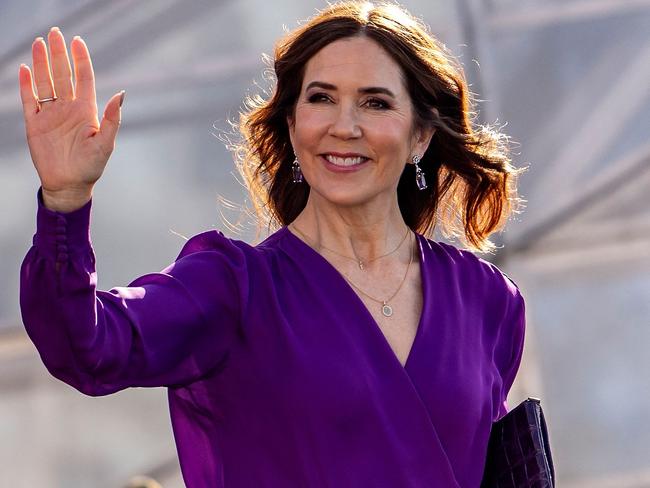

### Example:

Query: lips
xmin=316 ymin=152 xmax=371 ymax=174
xmin=324 ymin=154 xmax=366 ymax=167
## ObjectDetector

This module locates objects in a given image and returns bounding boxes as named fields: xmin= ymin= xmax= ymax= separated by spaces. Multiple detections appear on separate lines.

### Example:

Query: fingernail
xmin=119 ymin=90 xmax=126 ymax=107
xmin=34 ymin=37 xmax=44 ymax=44
xmin=50 ymin=26 xmax=61 ymax=32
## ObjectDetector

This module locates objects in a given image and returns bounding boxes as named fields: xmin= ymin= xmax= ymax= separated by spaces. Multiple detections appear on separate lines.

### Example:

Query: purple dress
xmin=20 ymin=189 xmax=525 ymax=488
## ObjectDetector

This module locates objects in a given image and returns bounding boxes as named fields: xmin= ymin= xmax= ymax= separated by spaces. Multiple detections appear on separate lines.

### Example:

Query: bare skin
xmin=18 ymin=26 xmax=124 ymax=213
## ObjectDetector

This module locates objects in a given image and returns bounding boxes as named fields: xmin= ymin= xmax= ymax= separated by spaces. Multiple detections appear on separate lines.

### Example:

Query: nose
xmin=327 ymin=104 xmax=362 ymax=139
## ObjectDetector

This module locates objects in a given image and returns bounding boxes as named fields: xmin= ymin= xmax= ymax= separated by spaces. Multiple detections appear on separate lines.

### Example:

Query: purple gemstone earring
xmin=292 ymin=155 xmax=303 ymax=183
xmin=413 ymin=155 xmax=427 ymax=190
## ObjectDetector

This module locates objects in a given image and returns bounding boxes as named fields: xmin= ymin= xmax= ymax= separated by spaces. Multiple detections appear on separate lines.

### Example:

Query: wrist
xmin=41 ymin=186 xmax=93 ymax=213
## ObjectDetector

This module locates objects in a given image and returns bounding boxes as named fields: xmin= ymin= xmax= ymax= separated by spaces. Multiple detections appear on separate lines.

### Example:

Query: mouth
xmin=321 ymin=153 xmax=369 ymax=169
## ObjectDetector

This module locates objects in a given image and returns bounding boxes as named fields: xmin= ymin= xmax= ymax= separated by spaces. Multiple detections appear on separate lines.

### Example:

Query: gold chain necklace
xmin=342 ymin=232 xmax=414 ymax=317
xmin=290 ymin=224 xmax=410 ymax=271
xmin=290 ymin=225 xmax=415 ymax=317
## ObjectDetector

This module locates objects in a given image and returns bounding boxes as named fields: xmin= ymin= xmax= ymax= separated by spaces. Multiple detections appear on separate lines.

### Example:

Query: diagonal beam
xmin=488 ymin=0 xmax=650 ymax=30
xmin=0 ymin=0 xmax=227 ymax=94
xmin=0 ymin=48 xmax=261 ymax=151
xmin=456 ymin=0 xmax=502 ymax=126
xmin=498 ymin=142 xmax=650 ymax=262
xmin=521 ymin=38 xmax=628 ymax=194
xmin=524 ymin=36 xmax=650 ymax=225
xmin=0 ymin=0 xmax=149 ymax=97
xmin=68 ymin=0 xmax=224 ymax=78
xmin=0 ymin=0 xmax=136 ymax=69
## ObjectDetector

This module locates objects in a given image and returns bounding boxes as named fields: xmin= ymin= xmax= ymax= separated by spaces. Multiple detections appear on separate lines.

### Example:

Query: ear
xmin=411 ymin=125 xmax=436 ymax=162
xmin=287 ymin=115 xmax=295 ymax=148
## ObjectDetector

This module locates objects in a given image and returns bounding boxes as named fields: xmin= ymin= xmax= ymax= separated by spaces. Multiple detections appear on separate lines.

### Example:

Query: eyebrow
xmin=305 ymin=81 xmax=396 ymax=98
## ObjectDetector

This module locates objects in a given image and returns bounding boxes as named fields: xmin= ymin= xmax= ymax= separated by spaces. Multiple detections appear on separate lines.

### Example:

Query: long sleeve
xmin=20 ymin=189 xmax=248 ymax=396
xmin=493 ymin=280 xmax=526 ymax=420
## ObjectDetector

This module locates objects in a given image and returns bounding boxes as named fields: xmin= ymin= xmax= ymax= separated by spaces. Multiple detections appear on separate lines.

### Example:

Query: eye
xmin=364 ymin=97 xmax=390 ymax=110
xmin=307 ymin=92 xmax=332 ymax=103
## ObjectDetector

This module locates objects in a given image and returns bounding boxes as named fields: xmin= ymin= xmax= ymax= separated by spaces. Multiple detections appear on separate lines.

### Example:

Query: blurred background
xmin=1 ymin=0 xmax=649 ymax=486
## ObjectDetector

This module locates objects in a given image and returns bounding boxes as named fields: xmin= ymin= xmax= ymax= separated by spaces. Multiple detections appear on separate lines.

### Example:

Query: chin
xmin=310 ymin=185 xmax=382 ymax=209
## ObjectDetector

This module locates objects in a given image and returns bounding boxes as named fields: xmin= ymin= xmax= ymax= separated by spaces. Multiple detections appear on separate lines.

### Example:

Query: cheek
xmin=293 ymin=107 xmax=327 ymax=146
xmin=367 ymin=119 xmax=413 ymax=158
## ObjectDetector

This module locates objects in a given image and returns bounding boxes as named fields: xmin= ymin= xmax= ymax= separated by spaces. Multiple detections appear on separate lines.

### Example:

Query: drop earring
xmin=292 ymin=154 xmax=303 ymax=183
xmin=413 ymin=155 xmax=427 ymax=190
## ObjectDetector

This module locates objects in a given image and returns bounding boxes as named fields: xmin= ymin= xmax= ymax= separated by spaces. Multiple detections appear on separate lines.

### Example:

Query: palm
xmin=19 ymin=27 xmax=123 ymax=206
xmin=26 ymin=97 xmax=105 ymax=190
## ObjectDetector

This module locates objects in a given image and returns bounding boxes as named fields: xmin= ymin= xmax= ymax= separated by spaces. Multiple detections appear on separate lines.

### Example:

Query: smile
xmin=322 ymin=154 xmax=369 ymax=167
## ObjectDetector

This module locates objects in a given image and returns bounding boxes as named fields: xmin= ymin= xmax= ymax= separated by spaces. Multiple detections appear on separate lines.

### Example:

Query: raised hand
xmin=18 ymin=27 xmax=125 ymax=212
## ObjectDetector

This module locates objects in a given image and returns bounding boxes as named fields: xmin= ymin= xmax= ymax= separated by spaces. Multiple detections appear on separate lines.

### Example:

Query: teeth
xmin=325 ymin=155 xmax=364 ymax=166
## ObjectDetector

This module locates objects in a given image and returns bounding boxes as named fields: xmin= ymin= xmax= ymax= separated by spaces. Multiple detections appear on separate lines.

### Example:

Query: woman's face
xmin=288 ymin=36 xmax=433 ymax=210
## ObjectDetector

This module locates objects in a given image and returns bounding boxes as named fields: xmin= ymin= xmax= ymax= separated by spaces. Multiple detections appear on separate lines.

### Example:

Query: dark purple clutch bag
xmin=481 ymin=397 xmax=555 ymax=488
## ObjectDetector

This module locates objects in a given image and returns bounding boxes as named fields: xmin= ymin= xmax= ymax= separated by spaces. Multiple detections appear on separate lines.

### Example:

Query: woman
xmin=19 ymin=2 xmax=525 ymax=487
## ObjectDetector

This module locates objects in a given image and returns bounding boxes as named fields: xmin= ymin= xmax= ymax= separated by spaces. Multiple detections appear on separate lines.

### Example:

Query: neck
xmin=290 ymin=192 xmax=411 ymax=263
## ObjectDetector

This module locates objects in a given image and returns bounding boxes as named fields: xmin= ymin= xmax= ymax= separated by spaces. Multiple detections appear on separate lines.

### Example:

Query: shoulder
xmin=424 ymin=238 xmax=519 ymax=291
xmin=422 ymin=239 xmax=525 ymax=328
xmin=176 ymin=230 xmax=253 ymax=260
xmin=160 ymin=231 xmax=257 ymax=289
xmin=173 ymin=227 xmax=289 ymax=269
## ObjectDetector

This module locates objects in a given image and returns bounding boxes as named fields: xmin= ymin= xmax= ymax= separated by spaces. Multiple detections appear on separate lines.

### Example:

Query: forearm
xmin=20 ymin=188 xmax=242 ymax=394
xmin=20 ymin=188 xmax=109 ymax=394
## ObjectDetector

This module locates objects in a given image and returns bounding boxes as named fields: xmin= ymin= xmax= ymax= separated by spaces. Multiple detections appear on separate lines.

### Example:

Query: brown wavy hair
xmin=232 ymin=1 xmax=524 ymax=252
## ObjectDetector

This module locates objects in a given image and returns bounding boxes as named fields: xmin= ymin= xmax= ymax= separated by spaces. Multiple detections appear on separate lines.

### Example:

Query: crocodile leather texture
xmin=481 ymin=397 xmax=555 ymax=488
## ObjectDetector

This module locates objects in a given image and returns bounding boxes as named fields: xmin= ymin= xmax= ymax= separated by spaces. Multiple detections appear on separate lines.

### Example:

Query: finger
xmin=97 ymin=91 xmax=125 ymax=152
xmin=70 ymin=36 xmax=96 ymax=104
xmin=18 ymin=64 xmax=39 ymax=118
xmin=31 ymin=37 xmax=55 ymax=102
xmin=47 ymin=27 xmax=74 ymax=100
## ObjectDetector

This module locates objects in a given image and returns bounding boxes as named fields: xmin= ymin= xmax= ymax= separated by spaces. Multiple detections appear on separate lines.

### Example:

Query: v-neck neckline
xmin=280 ymin=225 xmax=429 ymax=372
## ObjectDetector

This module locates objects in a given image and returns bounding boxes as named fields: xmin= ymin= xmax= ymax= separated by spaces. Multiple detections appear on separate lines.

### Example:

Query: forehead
xmin=302 ymin=36 xmax=406 ymax=93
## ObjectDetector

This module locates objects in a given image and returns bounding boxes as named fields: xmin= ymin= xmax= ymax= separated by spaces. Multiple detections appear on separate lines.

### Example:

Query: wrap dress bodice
xmin=20 ymin=190 xmax=526 ymax=488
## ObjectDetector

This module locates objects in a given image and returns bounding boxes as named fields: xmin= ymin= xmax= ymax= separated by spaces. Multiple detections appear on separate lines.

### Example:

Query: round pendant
xmin=381 ymin=303 xmax=393 ymax=317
